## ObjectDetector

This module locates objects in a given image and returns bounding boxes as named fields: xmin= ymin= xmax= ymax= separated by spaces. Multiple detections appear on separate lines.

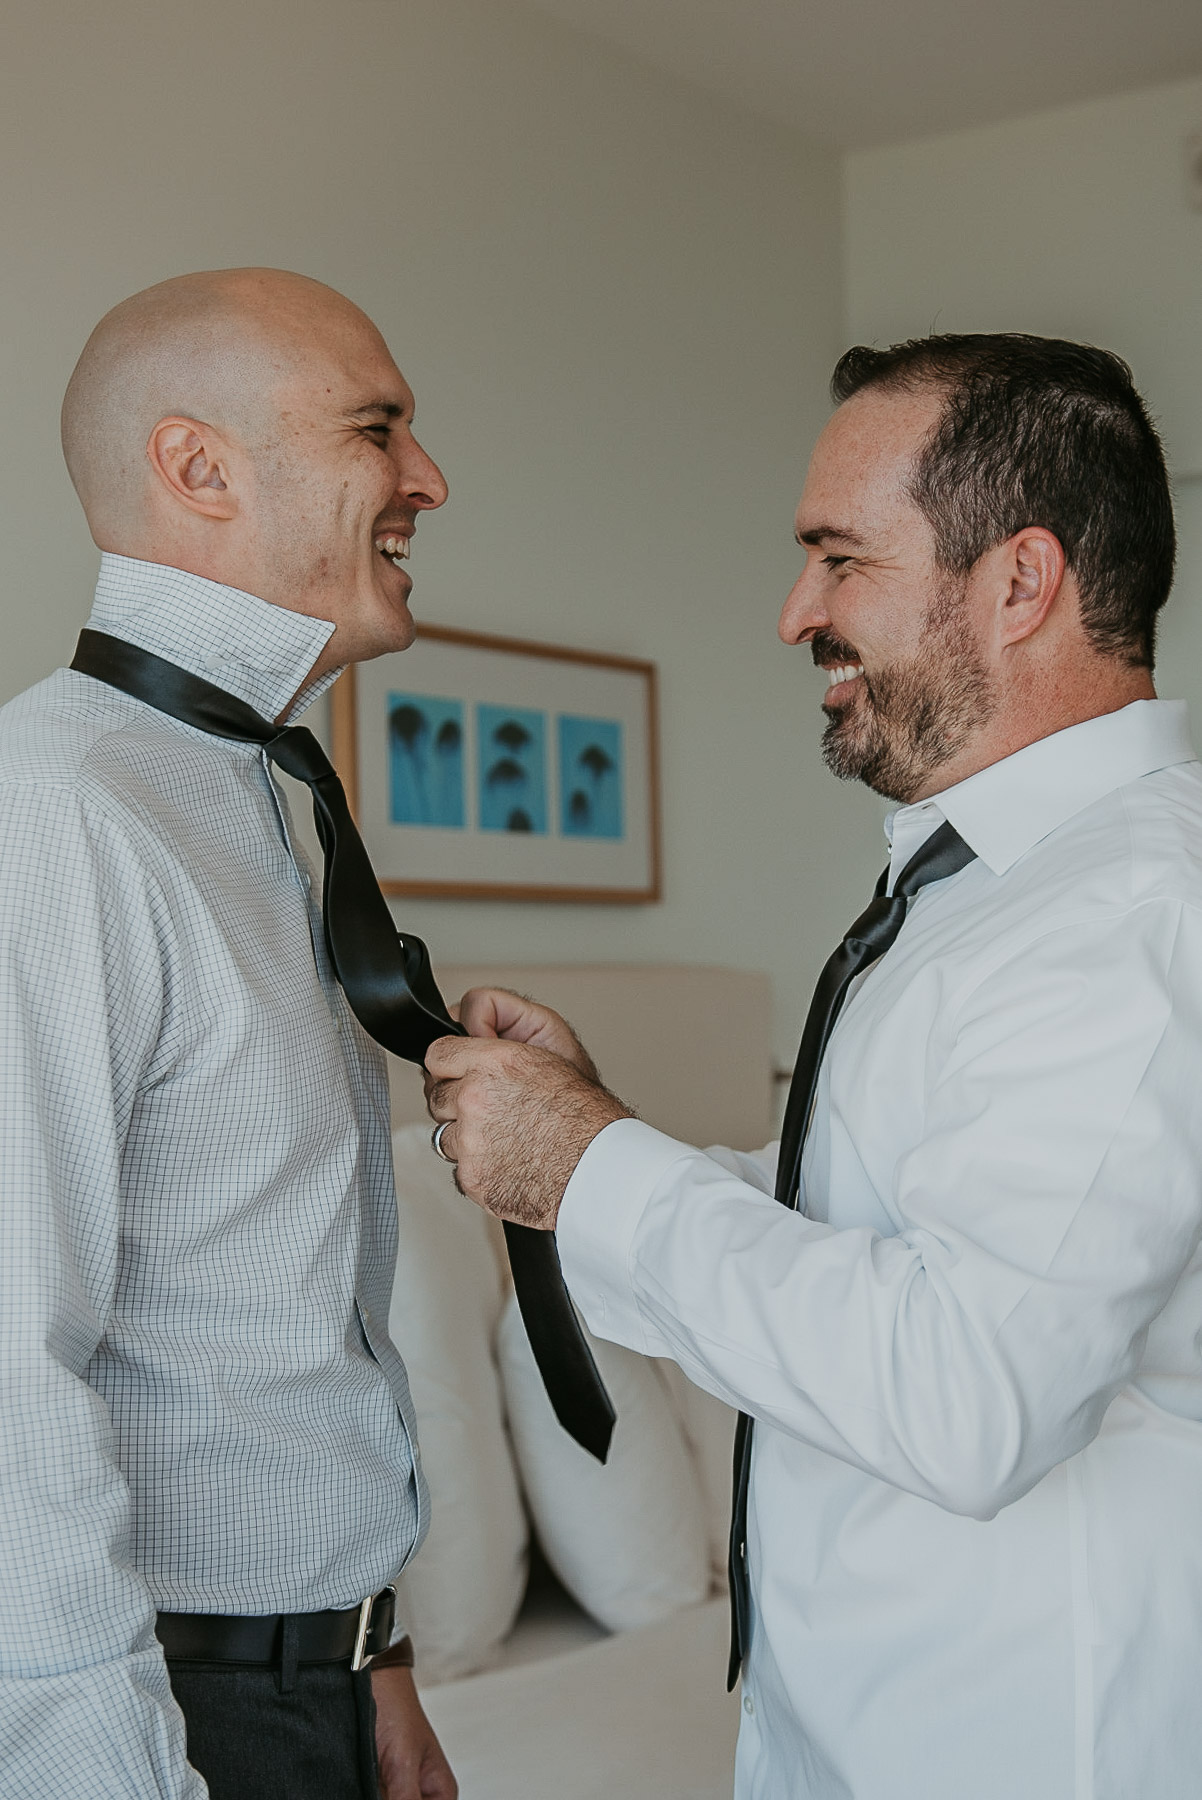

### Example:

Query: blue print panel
xmin=388 ymin=692 xmax=465 ymax=828
xmin=477 ymin=705 xmax=548 ymax=835
xmin=558 ymin=716 xmax=624 ymax=839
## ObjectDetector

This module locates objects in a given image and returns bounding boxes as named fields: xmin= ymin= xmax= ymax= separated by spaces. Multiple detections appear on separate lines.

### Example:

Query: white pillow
xmin=387 ymin=1125 xmax=528 ymax=1682
xmin=496 ymin=1291 xmax=711 ymax=1633
xmin=656 ymin=1360 xmax=739 ymax=1591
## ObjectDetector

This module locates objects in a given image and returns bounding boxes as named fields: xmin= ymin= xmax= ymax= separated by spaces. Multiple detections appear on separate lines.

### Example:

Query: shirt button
xmin=743 ymin=1694 xmax=755 ymax=1717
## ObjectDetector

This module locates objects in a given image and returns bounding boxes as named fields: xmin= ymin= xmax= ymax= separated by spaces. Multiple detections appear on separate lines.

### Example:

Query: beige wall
xmin=15 ymin=10 xmax=1193 ymax=1093
xmin=1 ymin=0 xmax=883 ymax=1075
xmin=845 ymin=77 xmax=1202 ymax=712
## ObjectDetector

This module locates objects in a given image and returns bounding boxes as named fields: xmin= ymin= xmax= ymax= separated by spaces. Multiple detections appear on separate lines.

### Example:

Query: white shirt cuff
xmin=557 ymin=1116 xmax=700 ymax=1354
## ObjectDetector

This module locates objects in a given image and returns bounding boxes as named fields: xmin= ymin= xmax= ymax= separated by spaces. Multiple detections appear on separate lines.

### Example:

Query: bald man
xmin=0 ymin=271 xmax=456 ymax=1800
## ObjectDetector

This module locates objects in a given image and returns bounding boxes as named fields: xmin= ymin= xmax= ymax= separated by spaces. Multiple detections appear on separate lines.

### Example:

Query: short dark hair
xmin=830 ymin=333 xmax=1175 ymax=668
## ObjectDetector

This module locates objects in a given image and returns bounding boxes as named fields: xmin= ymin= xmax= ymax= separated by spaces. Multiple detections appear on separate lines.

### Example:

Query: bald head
xmin=61 ymin=268 xmax=447 ymax=675
xmin=62 ymin=268 xmax=382 ymax=542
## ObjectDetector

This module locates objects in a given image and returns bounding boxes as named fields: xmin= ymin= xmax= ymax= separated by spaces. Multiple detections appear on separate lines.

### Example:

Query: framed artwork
xmin=330 ymin=624 xmax=661 ymax=902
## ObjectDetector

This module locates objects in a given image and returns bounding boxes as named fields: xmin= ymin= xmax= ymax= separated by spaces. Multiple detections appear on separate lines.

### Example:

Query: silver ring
xmin=431 ymin=1120 xmax=455 ymax=1163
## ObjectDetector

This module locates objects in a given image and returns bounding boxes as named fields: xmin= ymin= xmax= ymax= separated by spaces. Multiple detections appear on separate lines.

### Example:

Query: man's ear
xmin=990 ymin=526 xmax=1067 ymax=648
xmin=146 ymin=417 xmax=238 ymax=520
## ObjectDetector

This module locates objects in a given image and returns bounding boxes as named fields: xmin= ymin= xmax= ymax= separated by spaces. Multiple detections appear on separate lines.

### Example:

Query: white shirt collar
xmin=885 ymin=699 xmax=1197 ymax=882
xmin=86 ymin=554 xmax=342 ymax=723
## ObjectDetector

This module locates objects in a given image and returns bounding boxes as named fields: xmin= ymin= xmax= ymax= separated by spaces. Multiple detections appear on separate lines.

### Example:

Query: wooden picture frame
xmin=330 ymin=623 xmax=661 ymax=903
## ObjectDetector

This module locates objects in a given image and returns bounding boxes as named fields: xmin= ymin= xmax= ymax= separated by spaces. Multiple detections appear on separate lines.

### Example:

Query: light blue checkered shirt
xmin=0 ymin=556 xmax=426 ymax=1798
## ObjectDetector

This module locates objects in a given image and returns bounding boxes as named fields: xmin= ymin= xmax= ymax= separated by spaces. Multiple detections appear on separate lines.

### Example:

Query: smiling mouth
xmin=374 ymin=532 xmax=411 ymax=568
xmin=823 ymin=661 xmax=865 ymax=700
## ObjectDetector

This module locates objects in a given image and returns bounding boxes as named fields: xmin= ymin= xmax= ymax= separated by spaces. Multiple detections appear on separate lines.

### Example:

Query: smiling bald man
xmin=0 ymin=271 xmax=454 ymax=1800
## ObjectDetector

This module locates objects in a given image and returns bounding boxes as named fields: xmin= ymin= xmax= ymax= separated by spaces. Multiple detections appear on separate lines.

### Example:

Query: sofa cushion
xmin=655 ymin=1360 xmax=739 ymax=1591
xmin=388 ymin=1125 xmax=529 ymax=1682
xmin=496 ymin=1291 xmax=711 ymax=1633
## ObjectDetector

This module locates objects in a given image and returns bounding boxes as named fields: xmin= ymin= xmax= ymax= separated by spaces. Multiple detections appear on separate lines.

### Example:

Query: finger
xmin=376 ymin=1743 xmax=422 ymax=1800
xmin=425 ymin=1031 xmax=519 ymax=1080
xmin=423 ymin=1075 xmax=458 ymax=1121
xmin=424 ymin=1034 xmax=473 ymax=1078
xmin=431 ymin=1119 xmax=459 ymax=1164
xmin=425 ymin=1756 xmax=459 ymax=1799
xmin=459 ymin=986 xmax=553 ymax=1045
xmin=394 ymin=1763 xmax=424 ymax=1800
xmin=456 ymin=988 xmax=502 ymax=1039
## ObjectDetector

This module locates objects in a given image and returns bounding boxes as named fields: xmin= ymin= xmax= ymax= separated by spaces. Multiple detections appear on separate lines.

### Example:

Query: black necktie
xmin=71 ymin=629 xmax=616 ymax=1464
xmin=726 ymin=819 xmax=976 ymax=1687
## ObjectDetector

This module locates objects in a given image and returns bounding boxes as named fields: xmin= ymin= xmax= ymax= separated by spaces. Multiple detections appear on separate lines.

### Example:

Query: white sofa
xmin=385 ymin=964 xmax=774 ymax=1800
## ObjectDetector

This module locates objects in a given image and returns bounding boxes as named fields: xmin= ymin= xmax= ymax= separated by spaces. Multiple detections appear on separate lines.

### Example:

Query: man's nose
xmin=400 ymin=436 xmax=449 ymax=512
xmin=778 ymin=569 xmax=829 ymax=646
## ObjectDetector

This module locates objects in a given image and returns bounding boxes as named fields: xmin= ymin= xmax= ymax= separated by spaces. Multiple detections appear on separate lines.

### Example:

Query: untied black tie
xmin=71 ymin=628 xmax=616 ymax=1463
xmin=726 ymin=817 xmax=977 ymax=1687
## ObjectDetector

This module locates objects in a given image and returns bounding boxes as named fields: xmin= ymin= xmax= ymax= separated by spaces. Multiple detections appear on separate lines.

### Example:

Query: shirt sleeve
xmin=701 ymin=1141 xmax=780 ymax=1196
xmin=557 ymin=902 xmax=1202 ymax=1520
xmin=0 ymin=782 xmax=207 ymax=1798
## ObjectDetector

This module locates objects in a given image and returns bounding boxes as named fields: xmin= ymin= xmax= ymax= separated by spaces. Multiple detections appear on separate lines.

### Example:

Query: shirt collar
xmin=885 ymin=699 xmax=1197 ymax=881
xmin=86 ymin=554 xmax=343 ymax=723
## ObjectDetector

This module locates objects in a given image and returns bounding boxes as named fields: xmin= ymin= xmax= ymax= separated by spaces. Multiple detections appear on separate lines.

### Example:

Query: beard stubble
xmin=818 ymin=578 xmax=996 ymax=804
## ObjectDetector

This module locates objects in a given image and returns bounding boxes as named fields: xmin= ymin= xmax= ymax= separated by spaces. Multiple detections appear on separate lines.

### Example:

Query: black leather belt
xmin=155 ymin=1587 xmax=395 ymax=1671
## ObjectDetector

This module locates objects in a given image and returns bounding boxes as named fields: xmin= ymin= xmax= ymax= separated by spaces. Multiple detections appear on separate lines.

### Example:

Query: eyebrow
xmin=795 ymin=525 xmax=868 ymax=550
xmin=347 ymin=399 xmax=411 ymax=423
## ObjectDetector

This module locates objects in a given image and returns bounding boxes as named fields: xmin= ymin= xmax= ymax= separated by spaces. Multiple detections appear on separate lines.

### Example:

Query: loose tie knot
xmin=265 ymin=726 xmax=336 ymax=787
xmin=844 ymin=892 xmax=908 ymax=956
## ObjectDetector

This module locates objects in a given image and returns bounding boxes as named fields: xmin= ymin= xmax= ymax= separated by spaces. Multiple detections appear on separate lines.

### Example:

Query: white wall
xmin=845 ymin=77 xmax=1202 ymax=710
xmin=20 ymin=14 xmax=1191 ymax=1093
xmin=1 ymin=0 xmax=881 ymax=1075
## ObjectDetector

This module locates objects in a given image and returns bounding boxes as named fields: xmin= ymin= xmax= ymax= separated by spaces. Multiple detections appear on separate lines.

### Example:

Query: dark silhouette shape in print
xmin=485 ymin=756 xmax=526 ymax=791
xmin=478 ymin=703 xmax=546 ymax=834
xmin=494 ymin=719 xmax=532 ymax=753
xmin=390 ymin=703 xmax=427 ymax=751
xmin=429 ymin=716 xmax=464 ymax=825
xmin=390 ymin=703 xmax=431 ymax=821
xmin=435 ymin=718 xmax=462 ymax=753
xmin=559 ymin=715 xmax=622 ymax=839
xmin=579 ymin=743 xmax=615 ymax=781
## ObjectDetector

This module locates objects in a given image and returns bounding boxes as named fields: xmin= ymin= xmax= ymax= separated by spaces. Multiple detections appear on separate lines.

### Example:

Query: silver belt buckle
xmin=351 ymin=1585 xmax=395 ymax=1671
xmin=351 ymin=1594 xmax=376 ymax=1671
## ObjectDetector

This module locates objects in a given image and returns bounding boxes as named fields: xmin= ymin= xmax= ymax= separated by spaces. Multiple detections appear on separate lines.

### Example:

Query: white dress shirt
xmin=0 ymin=556 xmax=425 ymax=1800
xmin=559 ymin=699 xmax=1202 ymax=1800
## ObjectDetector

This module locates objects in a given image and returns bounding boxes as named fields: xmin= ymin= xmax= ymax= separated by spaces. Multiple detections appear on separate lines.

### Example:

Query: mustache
xmin=810 ymin=628 xmax=861 ymax=669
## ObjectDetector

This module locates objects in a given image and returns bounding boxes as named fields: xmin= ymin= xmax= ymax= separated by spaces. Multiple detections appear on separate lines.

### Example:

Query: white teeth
xmin=826 ymin=663 xmax=864 ymax=689
xmin=374 ymin=534 xmax=411 ymax=561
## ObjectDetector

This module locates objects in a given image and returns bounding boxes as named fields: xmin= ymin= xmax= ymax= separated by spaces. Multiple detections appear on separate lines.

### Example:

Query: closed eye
xmin=823 ymin=554 xmax=852 ymax=570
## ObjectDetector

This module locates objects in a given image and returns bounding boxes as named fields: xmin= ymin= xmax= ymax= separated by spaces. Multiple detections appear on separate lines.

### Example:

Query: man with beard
xmin=423 ymin=335 xmax=1202 ymax=1799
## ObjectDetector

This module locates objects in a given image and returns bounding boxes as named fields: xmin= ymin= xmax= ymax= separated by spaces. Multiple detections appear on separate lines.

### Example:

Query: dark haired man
xmin=427 ymin=336 xmax=1202 ymax=1798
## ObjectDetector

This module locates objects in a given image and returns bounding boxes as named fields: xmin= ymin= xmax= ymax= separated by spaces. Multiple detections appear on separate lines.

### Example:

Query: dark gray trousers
xmin=167 ymin=1659 xmax=380 ymax=1800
